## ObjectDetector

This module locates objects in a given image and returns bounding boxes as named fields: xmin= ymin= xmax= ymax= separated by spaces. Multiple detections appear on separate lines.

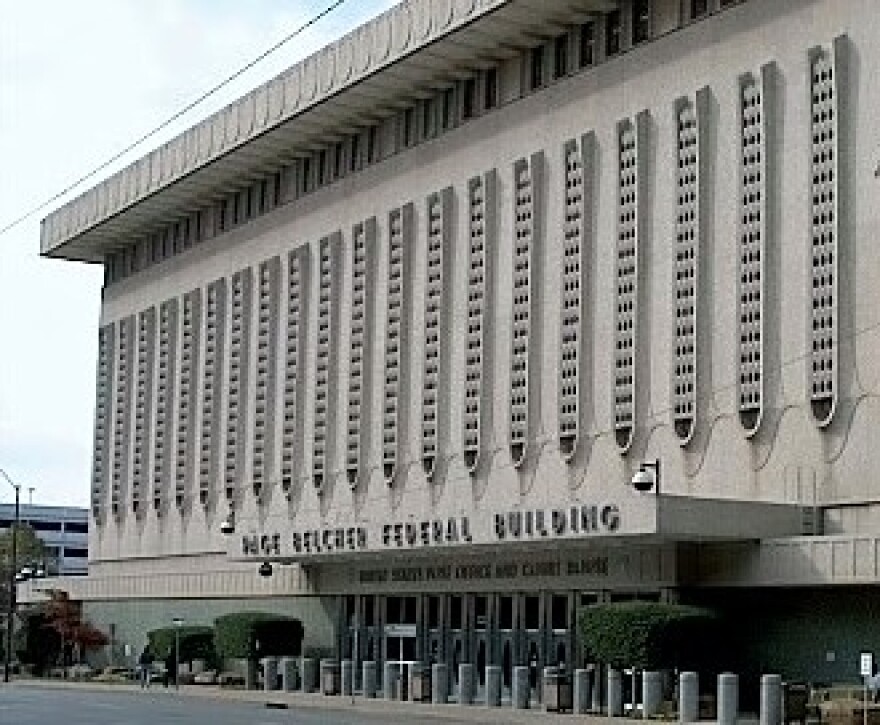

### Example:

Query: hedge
xmin=213 ymin=612 xmax=303 ymax=660
xmin=579 ymin=602 xmax=717 ymax=670
xmin=147 ymin=625 xmax=216 ymax=665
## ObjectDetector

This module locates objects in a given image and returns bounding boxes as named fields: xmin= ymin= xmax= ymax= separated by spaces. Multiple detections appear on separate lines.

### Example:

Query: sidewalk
xmin=6 ymin=677 xmax=649 ymax=724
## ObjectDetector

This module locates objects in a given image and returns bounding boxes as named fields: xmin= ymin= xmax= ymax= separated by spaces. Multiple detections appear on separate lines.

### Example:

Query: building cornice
xmin=40 ymin=0 xmax=616 ymax=263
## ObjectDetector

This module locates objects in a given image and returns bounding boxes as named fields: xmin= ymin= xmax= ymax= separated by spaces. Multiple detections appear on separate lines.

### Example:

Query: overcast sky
xmin=0 ymin=0 xmax=396 ymax=508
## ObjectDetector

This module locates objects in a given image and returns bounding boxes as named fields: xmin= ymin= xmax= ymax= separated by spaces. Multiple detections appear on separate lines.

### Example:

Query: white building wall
xmin=81 ymin=0 xmax=880 ymax=584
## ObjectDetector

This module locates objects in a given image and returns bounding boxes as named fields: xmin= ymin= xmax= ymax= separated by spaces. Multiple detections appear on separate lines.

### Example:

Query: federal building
xmin=31 ymin=0 xmax=880 ymax=685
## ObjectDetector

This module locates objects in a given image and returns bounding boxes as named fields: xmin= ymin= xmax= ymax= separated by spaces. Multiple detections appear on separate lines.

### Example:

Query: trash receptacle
xmin=410 ymin=663 xmax=431 ymax=703
xmin=391 ymin=665 xmax=409 ymax=701
xmin=543 ymin=666 xmax=573 ymax=713
xmin=783 ymin=682 xmax=809 ymax=724
xmin=321 ymin=660 xmax=340 ymax=696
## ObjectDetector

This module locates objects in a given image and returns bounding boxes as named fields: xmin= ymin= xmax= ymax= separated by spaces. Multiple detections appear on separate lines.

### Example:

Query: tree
xmin=0 ymin=523 xmax=51 ymax=661
xmin=14 ymin=610 xmax=60 ymax=675
xmin=148 ymin=625 xmax=217 ymax=668
xmin=0 ymin=523 xmax=51 ymax=607
xmin=213 ymin=612 xmax=303 ymax=660
xmin=579 ymin=602 xmax=719 ymax=671
xmin=42 ymin=589 xmax=108 ymax=664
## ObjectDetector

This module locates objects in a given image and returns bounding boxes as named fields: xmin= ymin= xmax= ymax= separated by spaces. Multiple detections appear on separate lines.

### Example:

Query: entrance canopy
xmin=228 ymin=494 xmax=811 ymax=567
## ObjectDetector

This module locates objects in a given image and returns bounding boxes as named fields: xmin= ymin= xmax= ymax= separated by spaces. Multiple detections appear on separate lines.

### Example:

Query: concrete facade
xmin=0 ymin=503 xmax=88 ymax=576
xmin=35 ymin=0 xmax=880 ymax=683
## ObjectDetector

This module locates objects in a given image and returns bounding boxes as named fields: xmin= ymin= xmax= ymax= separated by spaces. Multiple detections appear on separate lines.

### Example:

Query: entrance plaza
xmin=25 ymin=0 xmax=880 ymax=705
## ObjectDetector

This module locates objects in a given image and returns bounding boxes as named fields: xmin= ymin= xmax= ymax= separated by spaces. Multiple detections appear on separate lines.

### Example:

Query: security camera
xmin=630 ymin=468 xmax=656 ymax=493
xmin=258 ymin=562 xmax=273 ymax=578
xmin=219 ymin=517 xmax=235 ymax=535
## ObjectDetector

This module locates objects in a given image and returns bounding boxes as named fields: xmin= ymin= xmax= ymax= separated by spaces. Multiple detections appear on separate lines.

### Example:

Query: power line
xmin=0 ymin=0 xmax=347 ymax=240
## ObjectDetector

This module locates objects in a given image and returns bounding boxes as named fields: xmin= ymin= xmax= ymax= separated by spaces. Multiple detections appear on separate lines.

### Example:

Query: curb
xmin=5 ymin=678 xmax=649 ymax=724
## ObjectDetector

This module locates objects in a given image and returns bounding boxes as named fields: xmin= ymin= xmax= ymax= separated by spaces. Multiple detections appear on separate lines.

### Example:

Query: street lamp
xmin=172 ymin=617 xmax=184 ymax=689
xmin=1 ymin=467 xmax=21 ymax=684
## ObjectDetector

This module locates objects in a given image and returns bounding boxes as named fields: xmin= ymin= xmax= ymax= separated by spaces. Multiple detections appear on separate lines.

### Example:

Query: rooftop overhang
xmin=226 ymin=494 xmax=813 ymax=566
xmin=40 ymin=0 xmax=618 ymax=264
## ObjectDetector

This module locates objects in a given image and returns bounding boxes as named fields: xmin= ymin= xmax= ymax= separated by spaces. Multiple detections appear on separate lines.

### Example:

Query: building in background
xmin=25 ymin=0 xmax=880 ymax=685
xmin=0 ymin=504 xmax=88 ymax=576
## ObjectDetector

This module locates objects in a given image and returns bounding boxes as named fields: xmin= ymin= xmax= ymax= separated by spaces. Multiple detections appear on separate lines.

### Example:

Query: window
xmin=579 ymin=22 xmax=595 ymax=67
xmin=484 ymin=67 xmax=498 ymax=110
xmin=462 ymin=77 xmax=476 ymax=120
xmin=551 ymin=596 xmax=568 ymax=631
xmin=301 ymin=157 xmax=312 ymax=192
xmin=64 ymin=547 xmax=88 ymax=559
xmin=317 ymin=149 xmax=327 ymax=186
xmin=553 ymin=35 xmax=568 ymax=79
xmin=64 ymin=521 xmax=88 ymax=534
xmin=333 ymin=141 xmax=343 ymax=179
xmin=347 ymin=219 xmax=374 ymax=489
xmin=403 ymin=107 xmax=415 ymax=147
xmin=672 ymin=96 xmax=702 ymax=445
xmin=530 ymin=45 xmax=545 ymax=89
xmin=367 ymin=126 xmax=379 ymax=163
xmin=808 ymin=46 xmax=839 ymax=427
xmin=218 ymin=199 xmax=229 ymax=233
xmin=450 ymin=596 xmax=463 ymax=629
xmin=691 ymin=0 xmax=708 ymax=18
xmin=383 ymin=205 xmax=413 ymax=485
xmin=29 ymin=520 xmax=62 ymax=532
xmin=423 ymin=189 xmax=452 ymax=480
xmin=313 ymin=235 xmax=341 ymax=492
xmin=244 ymin=188 xmax=253 ymax=220
xmin=633 ymin=0 xmax=651 ymax=45
xmin=273 ymin=170 xmax=283 ymax=207
xmin=525 ymin=596 xmax=540 ymax=630
xmin=606 ymin=10 xmax=622 ymax=55
xmin=422 ymin=98 xmax=436 ymax=139
xmin=441 ymin=87 xmax=455 ymax=130
xmin=428 ymin=597 xmax=440 ymax=628
xmin=350 ymin=134 xmax=360 ymax=172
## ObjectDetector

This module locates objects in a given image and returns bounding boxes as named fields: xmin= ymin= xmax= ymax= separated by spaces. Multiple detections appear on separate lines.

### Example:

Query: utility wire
xmin=0 ymin=0 xmax=347 ymax=239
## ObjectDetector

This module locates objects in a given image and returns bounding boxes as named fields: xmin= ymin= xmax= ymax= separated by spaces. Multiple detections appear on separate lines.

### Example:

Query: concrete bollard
xmin=607 ymin=668 xmax=623 ymax=716
xmin=459 ymin=663 xmax=475 ymax=705
xmin=432 ymin=663 xmax=448 ymax=704
xmin=341 ymin=659 xmax=354 ymax=696
xmin=574 ymin=668 xmax=591 ymax=714
xmin=592 ymin=665 xmax=603 ymax=713
xmin=485 ymin=665 xmax=501 ymax=707
xmin=262 ymin=657 xmax=278 ymax=691
xmin=362 ymin=661 xmax=377 ymax=698
xmin=384 ymin=661 xmax=399 ymax=700
xmin=280 ymin=657 xmax=298 ymax=692
xmin=679 ymin=671 xmax=699 ymax=723
xmin=760 ymin=674 xmax=782 ymax=725
xmin=718 ymin=673 xmax=739 ymax=725
xmin=643 ymin=670 xmax=662 ymax=719
xmin=512 ymin=665 xmax=530 ymax=709
xmin=300 ymin=657 xmax=317 ymax=693
xmin=244 ymin=659 xmax=258 ymax=690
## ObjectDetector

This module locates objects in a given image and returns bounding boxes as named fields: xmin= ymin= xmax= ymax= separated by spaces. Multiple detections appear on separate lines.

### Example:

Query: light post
xmin=1 ymin=467 xmax=21 ymax=684
xmin=172 ymin=617 xmax=184 ymax=689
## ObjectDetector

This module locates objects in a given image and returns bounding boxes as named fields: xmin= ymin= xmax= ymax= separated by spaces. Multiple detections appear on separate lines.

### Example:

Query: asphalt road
xmin=0 ymin=686 xmax=429 ymax=725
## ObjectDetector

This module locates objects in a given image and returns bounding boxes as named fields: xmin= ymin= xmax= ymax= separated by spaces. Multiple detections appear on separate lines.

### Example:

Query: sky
xmin=0 ymin=0 xmax=396 ymax=508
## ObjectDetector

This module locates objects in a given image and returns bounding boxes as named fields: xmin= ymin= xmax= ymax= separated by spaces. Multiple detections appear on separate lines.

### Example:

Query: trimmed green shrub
xmin=147 ymin=625 xmax=216 ymax=665
xmin=213 ymin=612 xmax=303 ymax=660
xmin=579 ymin=602 xmax=717 ymax=670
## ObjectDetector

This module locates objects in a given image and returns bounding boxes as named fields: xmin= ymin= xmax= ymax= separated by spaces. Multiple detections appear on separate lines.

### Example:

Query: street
xmin=0 ymin=686 xmax=447 ymax=725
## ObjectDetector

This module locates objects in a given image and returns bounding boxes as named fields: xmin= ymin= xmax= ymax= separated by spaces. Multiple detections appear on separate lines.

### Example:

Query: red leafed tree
xmin=43 ymin=589 xmax=108 ymax=663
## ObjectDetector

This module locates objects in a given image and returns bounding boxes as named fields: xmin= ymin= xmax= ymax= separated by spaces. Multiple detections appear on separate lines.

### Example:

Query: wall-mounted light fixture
xmin=631 ymin=459 xmax=660 ymax=494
